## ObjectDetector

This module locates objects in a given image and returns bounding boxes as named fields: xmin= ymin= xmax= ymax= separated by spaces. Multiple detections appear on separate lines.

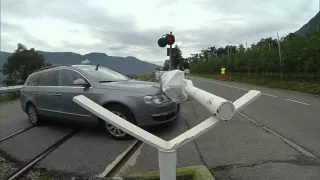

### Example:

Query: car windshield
xmin=77 ymin=66 xmax=130 ymax=82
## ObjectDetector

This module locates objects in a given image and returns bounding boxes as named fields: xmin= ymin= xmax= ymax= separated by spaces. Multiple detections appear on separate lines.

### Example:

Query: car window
xmin=38 ymin=70 xmax=58 ymax=86
xmin=58 ymin=69 xmax=86 ymax=86
xmin=26 ymin=73 xmax=41 ymax=86
xmin=76 ymin=66 xmax=129 ymax=82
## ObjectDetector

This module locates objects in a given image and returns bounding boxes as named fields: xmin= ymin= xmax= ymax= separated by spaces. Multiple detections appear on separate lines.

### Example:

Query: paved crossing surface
xmin=1 ymin=76 xmax=320 ymax=179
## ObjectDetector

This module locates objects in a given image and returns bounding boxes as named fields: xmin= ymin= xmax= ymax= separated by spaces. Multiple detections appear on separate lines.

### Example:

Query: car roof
xmin=71 ymin=64 xmax=96 ymax=68
xmin=31 ymin=64 xmax=93 ymax=74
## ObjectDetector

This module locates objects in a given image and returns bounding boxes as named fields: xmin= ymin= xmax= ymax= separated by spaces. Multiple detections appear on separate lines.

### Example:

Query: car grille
xmin=153 ymin=104 xmax=180 ymax=121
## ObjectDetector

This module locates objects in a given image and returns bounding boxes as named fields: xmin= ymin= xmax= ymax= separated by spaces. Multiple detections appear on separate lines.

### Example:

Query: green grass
xmin=136 ymin=73 xmax=155 ymax=81
xmin=193 ymin=74 xmax=320 ymax=95
xmin=124 ymin=166 xmax=215 ymax=180
xmin=0 ymin=92 xmax=20 ymax=105
xmin=0 ymin=97 xmax=19 ymax=105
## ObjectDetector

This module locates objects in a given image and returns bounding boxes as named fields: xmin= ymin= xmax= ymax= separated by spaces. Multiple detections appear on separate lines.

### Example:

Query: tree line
xmin=0 ymin=43 xmax=51 ymax=86
xmin=187 ymin=29 xmax=320 ymax=81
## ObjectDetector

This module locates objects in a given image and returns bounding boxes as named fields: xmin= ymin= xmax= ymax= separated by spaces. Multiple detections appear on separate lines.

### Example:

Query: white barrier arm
xmin=0 ymin=85 xmax=23 ymax=94
xmin=168 ymin=116 xmax=219 ymax=150
xmin=234 ymin=90 xmax=261 ymax=111
xmin=184 ymin=84 xmax=235 ymax=121
xmin=73 ymin=95 xmax=169 ymax=150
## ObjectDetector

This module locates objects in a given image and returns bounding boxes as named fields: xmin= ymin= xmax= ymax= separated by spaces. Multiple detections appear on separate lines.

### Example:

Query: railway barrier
xmin=73 ymin=70 xmax=261 ymax=180
xmin=0 ymin=71 xmax=261 ymax=180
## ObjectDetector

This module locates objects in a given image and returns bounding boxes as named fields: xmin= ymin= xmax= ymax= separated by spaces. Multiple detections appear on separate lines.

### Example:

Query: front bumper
xmin=134 ymin=102 xmax=180 ymax=127
xmin=151 ymin=104 xmax=180 ymax=122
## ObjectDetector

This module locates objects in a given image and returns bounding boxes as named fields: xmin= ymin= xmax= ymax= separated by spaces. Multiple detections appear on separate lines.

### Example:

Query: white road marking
xmin=200 ymin=79 xmax=249 ymax=91
xmin=96 ymin=140 xmax=139 ymax=178
xmin=261 ymin=93 xmax=277 ymax=98
xmin=114 ymin=143 xmax=144 ymax=179
xmin=238 ymin=112 xmax=317 ymax=159
xmin=285 ymin=99 xmax=310 ymax=106
xmin=198 ymin=79 xmax=277 ymax=97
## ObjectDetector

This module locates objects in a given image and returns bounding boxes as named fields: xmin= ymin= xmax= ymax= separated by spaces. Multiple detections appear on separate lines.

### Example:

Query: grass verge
xmin=136 ymin=73 xmax=155 ymax=81
xmin=0 ymin=98 xmax=19 ymax=105
xmin=0 ymin=96 xmax=19 ymax=105
xmin=192 ymin=74 xmax=320 ymax=95
xmin=124 ymin=166 xmax=215 ymax=180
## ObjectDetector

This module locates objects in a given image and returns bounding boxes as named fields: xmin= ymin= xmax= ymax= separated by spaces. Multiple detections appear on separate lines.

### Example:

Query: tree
xmin=172 ymin=45 xmax=184 ymax=69
xmin=163 ymin=60 xmax=169 ymax=71
xmin=2 ymin=43 xmax=47 ymax=85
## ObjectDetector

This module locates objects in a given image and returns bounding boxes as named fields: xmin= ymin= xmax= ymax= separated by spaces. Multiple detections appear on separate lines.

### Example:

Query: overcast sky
xmin=1 ymin=0 xmax=319 ymax=65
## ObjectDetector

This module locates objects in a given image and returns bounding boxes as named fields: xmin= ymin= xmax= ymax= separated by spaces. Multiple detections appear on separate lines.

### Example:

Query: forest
xmin=188 ymin=30 xmax=320 ymax=81
xmin=185 ymin=26 xmax=320 ymax=94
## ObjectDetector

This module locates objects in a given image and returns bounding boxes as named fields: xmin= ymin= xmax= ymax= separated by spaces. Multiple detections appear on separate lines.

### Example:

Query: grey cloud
xmin=2 ymin=0 xmax=134 ymax=30
xmin=108 ymin=44 xmax=129 ymax=51
xmin=1 ymin=0 xmax=317 ymax=60
xmin=1 ymin=20 xmax=53 ymax=51
xmin=155 ymin=0 xmax=182 ymax=8
xmin=61 ymin=41 xmax=103 ymax=50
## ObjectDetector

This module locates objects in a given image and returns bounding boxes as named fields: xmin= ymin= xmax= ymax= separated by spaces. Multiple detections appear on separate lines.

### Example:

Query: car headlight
xmin=143 ymin=94 xmax=170 ymax=105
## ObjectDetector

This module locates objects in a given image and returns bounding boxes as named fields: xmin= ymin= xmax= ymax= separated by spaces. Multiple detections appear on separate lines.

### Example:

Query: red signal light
xmin=157 ymin=34 xmax=175 ymax=47
xmin=166 ymin=35 xmax=175 ymax=45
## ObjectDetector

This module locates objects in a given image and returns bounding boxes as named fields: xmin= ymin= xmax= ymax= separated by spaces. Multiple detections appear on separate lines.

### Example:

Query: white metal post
xmin=169 ymin=31 xmax=173 ymax=70
xmin=158 ymin=149 xmax=177 ymax=180
xmin=277 ymin=32 xmax=283 ymax=78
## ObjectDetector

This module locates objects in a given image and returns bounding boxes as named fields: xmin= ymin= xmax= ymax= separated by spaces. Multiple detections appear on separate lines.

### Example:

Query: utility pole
xmin=277 ymin=32 xmax=283 ymax=78
xmin=245 ymin=42 xmax=248 ymax=53
xmin=158 ymin=32 xmax=175 ymax=71
xmin=169 ymin=32 xmax=173 ymax=70
xmin=227 ymin=46 xmax=230 ymax=63
xmin=244 ymin=42 xmax=251 ymax=76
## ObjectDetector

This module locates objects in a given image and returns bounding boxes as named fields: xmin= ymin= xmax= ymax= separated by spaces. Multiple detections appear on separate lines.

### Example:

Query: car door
xmin=36 ymin=70 xmax=60 ymax=118
xmin=21 ymin=73 xmax=41 ymax=113
xmin=55 ymin=68 xmax=97 ymax=123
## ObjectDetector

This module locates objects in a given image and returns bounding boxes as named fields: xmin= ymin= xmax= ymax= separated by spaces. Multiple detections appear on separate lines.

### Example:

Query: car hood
xmin=99 ymin=80 xmax=162 ymax=95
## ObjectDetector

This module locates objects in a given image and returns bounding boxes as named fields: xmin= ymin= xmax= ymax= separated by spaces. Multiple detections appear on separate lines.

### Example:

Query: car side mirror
xmin=73 ymin=78 xmax=90 ymax=87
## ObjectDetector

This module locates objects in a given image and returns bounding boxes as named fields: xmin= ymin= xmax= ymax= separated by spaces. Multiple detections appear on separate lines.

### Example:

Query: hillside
xmin=0 ymin=51 xmax=158 ymax=77
xmin=296 ymin=12 xmax=320 ymax=35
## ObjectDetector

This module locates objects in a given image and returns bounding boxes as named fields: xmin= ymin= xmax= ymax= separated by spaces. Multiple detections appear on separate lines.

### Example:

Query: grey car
xmin=20 ymin=64 xmax=180 ymax=140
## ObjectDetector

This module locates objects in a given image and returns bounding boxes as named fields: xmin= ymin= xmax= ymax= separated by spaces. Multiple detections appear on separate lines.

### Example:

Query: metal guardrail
xmin=0 ymin=85 xmax=23 ymax=94
xmin=74 ymin=70 xmax=261 ymax=180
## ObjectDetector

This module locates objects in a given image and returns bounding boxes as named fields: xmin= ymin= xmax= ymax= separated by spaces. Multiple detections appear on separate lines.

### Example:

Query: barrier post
xmin=159 ymin=149 xmax=177 ymax=180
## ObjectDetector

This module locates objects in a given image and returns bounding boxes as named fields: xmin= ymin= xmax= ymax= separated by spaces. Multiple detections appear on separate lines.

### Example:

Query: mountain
xmin=296 ymin=12 xmax=320 ymax=35
xmin=0 ymin=51 xmax=158 ymax=77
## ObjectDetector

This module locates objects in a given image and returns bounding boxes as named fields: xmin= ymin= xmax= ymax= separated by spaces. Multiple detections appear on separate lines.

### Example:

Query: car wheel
xmin=104 ymin=105 xmax=136 ymax=140
xmin=27 ymin=103 xmax=41 ymax=125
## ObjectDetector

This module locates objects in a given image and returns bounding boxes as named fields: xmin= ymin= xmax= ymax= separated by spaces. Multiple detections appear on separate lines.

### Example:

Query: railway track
xmin=0 ymin=76 xmax=154 ymax=179
xmin=0 ymin=126 xmax=35 ymax=144
xmin=2 ymin=129 xmax=79 ymax=180
xmin=0 ymin=126 xmax=143 ymax=180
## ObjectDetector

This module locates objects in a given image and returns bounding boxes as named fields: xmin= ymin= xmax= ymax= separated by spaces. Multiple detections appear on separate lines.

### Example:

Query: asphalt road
xmin=0 ymin=101 xmax=31 ymax=139
xmin=187 ymin=76 xmax=320 ymax=179
xmin=188 ymin=76 xmax=320 ymax=158
xmin=118 ymin=76 xmax=320 ymax=180
xmin=1 ymin=77 xmax=320 ymax=180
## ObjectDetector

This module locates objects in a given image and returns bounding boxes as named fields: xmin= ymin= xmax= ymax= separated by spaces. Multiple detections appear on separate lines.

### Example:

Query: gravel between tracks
xmin=0 ymin=153 xmax=19 ymax=179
